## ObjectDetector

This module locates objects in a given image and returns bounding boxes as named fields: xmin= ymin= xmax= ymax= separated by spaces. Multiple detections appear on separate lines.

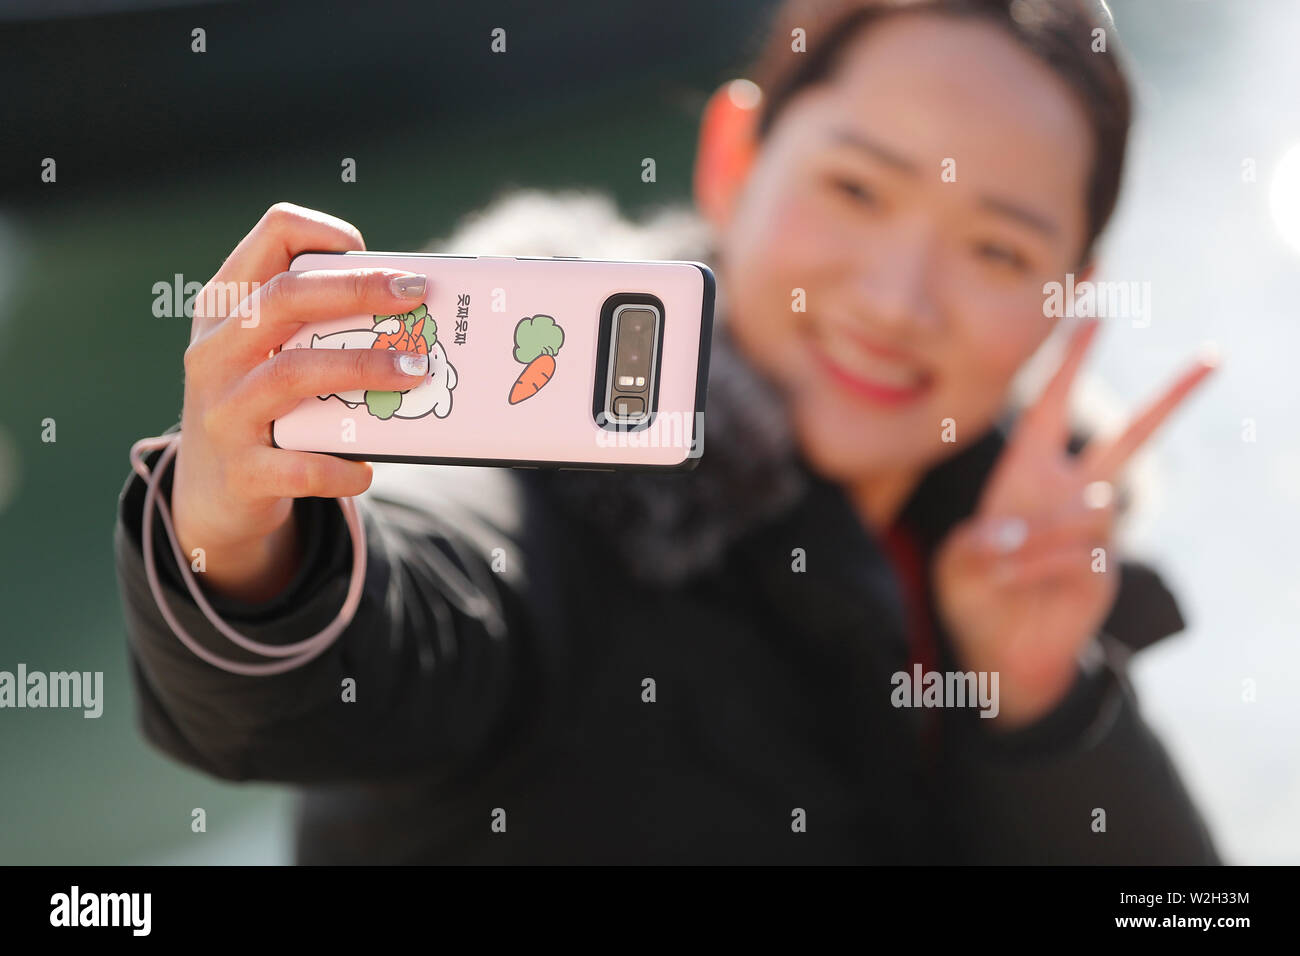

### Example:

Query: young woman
xmin=115 ymin=0 xmax=1220 ymax=863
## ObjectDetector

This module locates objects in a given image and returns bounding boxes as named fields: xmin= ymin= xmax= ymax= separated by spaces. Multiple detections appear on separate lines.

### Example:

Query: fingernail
xmin=978 ymin=517 xmax=1028 ymax=554
xmin=389 ymin=274 xmax=427 ymax=298
xmin=398 ymin=352 xmax=429 ymax=376
xmin=1083 ymin=480 xmax=1114 ymax=510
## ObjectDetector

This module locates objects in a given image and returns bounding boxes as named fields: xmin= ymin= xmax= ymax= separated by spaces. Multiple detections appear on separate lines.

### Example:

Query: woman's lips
xmin=806 ymin=329 xmax=933 ymax=406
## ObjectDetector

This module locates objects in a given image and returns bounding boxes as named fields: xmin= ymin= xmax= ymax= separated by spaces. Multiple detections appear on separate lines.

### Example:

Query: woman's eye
xmin=973 ymin=241 xmax=1029 ymax=273
xmin=829 ymin=176 xmax=877 ymax=207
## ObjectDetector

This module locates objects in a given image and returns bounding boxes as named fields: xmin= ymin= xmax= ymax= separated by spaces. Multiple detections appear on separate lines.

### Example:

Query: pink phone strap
xmin=128 ymin=432 xmax=367 ymax=676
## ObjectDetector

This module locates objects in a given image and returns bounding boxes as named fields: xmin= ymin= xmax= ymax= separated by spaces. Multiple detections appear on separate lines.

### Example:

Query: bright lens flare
xmin=1269 ymin=143 xmax=1300 ymax=256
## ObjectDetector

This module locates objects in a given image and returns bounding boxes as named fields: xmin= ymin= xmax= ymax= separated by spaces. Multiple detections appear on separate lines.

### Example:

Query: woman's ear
xmin=693 ymin=79 xmax=762 ymax=233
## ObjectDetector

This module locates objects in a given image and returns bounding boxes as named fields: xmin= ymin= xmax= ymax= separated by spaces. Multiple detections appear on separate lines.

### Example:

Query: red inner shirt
xmin=882 ymin=520 xmax=943 ymax=754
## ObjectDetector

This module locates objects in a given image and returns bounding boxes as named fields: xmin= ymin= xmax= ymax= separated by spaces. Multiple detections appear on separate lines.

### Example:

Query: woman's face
xmin=716 ymin=13 xmax=1094 ymax=483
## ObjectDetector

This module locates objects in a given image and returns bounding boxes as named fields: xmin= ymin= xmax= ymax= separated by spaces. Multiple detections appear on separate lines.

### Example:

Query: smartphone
xmin=270 ymin=251 xmax=715 ymax=470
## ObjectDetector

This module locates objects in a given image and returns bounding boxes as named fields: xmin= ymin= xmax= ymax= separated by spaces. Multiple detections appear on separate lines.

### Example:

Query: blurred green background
xmin=0 ymin=0 xmax=767 ymax=863
xmin=3 ymin=0 xmax=1298 ymax=864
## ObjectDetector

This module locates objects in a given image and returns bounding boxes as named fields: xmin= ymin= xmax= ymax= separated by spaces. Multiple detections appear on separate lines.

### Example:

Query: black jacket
xmin=113 ymin=322 xmax=1220 ymax=864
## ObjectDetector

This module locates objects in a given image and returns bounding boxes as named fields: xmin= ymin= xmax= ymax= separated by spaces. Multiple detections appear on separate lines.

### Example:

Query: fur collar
xmin=540 ymin=319 xmax=809 ymax=588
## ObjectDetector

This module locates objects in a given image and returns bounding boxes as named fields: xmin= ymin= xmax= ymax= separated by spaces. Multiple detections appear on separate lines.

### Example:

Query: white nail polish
xmin=983 ymin=517 xmax=1028 ymax=553
xmin=1083 ymin=480 xmax=1113 ymax=510
xmin=399 ymin=353 xmax=429 ymax=376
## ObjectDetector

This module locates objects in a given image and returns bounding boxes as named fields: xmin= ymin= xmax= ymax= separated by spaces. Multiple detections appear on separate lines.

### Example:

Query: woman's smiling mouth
xmin=807 ymin=322 xmax=934 ymax=405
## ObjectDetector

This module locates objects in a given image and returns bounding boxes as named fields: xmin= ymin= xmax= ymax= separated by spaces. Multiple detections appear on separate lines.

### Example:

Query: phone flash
xmin=617 ymin=375 xmax=635 ymax=387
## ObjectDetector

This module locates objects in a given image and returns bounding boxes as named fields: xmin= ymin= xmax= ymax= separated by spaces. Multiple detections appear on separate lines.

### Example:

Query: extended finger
xmin=969 ymin=498 xmax=1114 ymax=558
xmin=1015 ymin=317 xmax=1101 ymax=450
xmin=190 ymin=203 xmax=366 ymax=341
xmin=212 ymin=345 xmax=431 ymax=434
xmin=942 ymin=494 xmax=1113 ymax=584
xmin=994 ymin=543 xmax=1102 ymax=588
xmin=192 ymin=267 xmax=429 ymax=372
xmin=1081 ymin=351 xmax=1218 ymax=481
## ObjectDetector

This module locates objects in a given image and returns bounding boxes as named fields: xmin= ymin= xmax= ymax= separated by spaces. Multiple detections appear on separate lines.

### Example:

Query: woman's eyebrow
xmin=829 ymin=128 xmax=918 ymax=173
xmin=978 ymin=195 xmax=1059 ymax=236
xmin=830 ymin=127 xmax=1060 ymax=237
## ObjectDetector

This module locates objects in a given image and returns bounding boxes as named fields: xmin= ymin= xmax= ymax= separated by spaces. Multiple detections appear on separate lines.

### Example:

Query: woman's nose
xmin=852 ymin=224 xmax=942 ymax=333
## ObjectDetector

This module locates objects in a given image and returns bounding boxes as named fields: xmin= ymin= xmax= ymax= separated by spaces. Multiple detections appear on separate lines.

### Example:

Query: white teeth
xmin=820 ymin=328 xmax=924 ymax=389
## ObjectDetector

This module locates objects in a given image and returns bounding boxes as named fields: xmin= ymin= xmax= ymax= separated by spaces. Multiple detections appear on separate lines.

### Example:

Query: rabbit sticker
xmin=308 ymin=304 xmax=458 ymax=420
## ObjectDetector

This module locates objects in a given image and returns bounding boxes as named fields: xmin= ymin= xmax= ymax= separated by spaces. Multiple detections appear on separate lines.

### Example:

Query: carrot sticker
xmin=509 ymin=314 xmax=565 ymax=404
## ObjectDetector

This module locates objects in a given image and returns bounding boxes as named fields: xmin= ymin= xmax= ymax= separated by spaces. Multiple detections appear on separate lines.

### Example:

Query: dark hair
xmin=749 ymin=0 xmax=1131 ymax=262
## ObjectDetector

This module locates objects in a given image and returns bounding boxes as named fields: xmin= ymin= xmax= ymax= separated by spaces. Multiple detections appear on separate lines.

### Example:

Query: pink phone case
xmin=271 ymin=251 xmax=715 ymax=470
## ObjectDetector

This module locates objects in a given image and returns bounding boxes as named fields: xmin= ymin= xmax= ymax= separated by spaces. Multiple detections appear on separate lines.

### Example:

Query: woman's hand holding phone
xmin=170 ymin=203 xmax=432 ymax=604
xmin=934 ymin=318 xmax=1218 ymax=730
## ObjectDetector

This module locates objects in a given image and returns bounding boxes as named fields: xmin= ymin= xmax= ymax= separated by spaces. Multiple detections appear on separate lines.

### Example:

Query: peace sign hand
xmin=932 ymin=318 xmax=1218 ymax=730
